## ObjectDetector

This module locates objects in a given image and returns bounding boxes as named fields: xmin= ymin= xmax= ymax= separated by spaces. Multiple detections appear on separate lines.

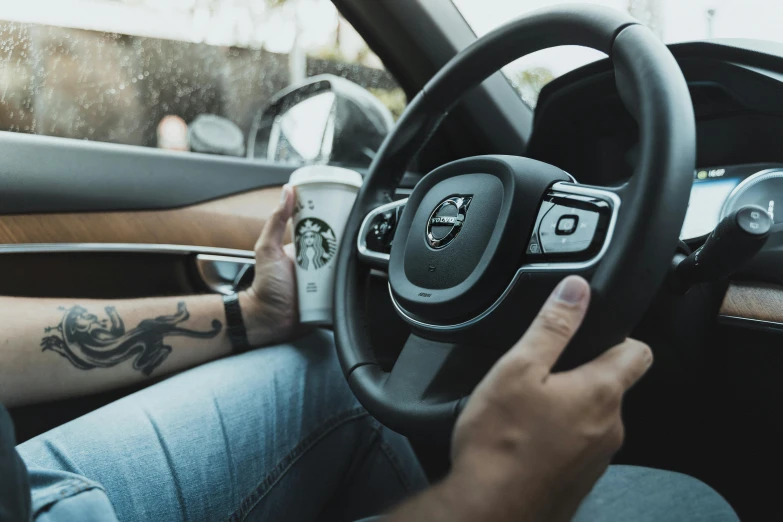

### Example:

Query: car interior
xmin=2 ymin=1 xmax=781 ymax=520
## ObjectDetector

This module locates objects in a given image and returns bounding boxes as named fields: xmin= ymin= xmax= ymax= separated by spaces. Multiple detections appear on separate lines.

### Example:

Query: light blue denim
xmin=17 ymin=330 xmax=739 ymax=522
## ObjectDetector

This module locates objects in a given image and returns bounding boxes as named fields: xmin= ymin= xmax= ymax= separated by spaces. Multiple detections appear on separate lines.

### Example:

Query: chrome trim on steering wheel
xmin=357 ymin=198 xmax=408 ymax=263
xmin=522 ymin=182 xmax=622 ymax=271
xmin=388 ymin=182 xmax=621 ymax=331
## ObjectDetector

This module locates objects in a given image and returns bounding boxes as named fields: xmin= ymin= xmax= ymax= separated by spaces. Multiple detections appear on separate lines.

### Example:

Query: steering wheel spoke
xmin=348 ymin=333 xmax=495 ymax=437
xmin=523 ymin=182 xmax=622 ymax=273
xmin=356 ymin=198 xmax=408 ymax=270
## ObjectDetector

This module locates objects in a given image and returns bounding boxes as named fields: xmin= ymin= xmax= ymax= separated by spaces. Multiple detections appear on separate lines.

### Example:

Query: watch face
xmin=295 ymin=218 xmax=338 ymax=271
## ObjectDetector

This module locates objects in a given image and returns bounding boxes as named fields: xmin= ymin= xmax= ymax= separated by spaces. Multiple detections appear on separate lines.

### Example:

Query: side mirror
xmin=248 ymin=74 xmax=394 ymax=168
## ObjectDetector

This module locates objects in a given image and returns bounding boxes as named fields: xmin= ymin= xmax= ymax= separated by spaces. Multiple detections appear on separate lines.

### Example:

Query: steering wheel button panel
xmin=531 ymin=191 xmax=612 ymax=260
xmin=357 ymin=199 xmax=408 ymax=266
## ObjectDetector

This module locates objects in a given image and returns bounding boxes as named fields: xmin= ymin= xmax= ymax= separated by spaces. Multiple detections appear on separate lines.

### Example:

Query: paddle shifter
xmin=673 ymin=205 xmax=772 ymax=290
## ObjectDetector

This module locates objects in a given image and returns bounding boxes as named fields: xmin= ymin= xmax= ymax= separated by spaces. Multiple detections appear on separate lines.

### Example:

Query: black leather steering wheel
xmin=334 ymin=5 xmax=695 ymax=439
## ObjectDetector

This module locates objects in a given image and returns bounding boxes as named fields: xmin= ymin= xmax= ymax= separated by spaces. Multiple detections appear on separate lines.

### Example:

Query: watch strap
xmin=223 ymin=293 xmax=252 ymax=354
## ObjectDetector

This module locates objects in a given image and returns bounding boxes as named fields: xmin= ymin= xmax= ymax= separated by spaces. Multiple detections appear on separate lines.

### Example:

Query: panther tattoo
xmin=41 ymin=302 xmax=222 ymax=376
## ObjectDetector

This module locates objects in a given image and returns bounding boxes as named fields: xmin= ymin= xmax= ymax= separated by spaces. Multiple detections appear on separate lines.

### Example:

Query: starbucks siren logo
xmin=295 ymin=218 xmax=338 ymax=271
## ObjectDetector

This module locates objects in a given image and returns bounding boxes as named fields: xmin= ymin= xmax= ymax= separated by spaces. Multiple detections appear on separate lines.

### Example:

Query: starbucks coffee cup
xmin=289 ymin=165 xmax=363 ymax=325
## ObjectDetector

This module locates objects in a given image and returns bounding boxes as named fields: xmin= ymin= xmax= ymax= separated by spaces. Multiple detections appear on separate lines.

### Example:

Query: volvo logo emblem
xmin=426 ymin=196 xmax=472 ymax=249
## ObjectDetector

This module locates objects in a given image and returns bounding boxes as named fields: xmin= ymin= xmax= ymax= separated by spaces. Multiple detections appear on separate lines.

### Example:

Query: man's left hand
xmin=239 ymin=185 xmax=302 ymax=347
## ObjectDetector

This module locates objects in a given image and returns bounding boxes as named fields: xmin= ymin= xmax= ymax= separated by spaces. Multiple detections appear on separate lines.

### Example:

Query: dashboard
xmin=682 ymin=163 xmax=783 ymax=240
xmin=530 ymin=41 xmax=783 ymax=237
xmin=527 ymin=39 xmax=783 ymax=290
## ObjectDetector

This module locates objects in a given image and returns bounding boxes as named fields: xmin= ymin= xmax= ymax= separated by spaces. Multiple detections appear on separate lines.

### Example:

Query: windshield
xmin=453 ymin=0 xmax=779 ymax=106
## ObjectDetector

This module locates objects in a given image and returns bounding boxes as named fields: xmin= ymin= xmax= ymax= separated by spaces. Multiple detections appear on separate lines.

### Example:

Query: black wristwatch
xmin=223 ymin=293 xmax=252 ymax=354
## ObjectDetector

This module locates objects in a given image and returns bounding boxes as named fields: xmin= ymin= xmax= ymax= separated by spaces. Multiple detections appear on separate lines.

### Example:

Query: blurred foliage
xmin=627 ymin=0 xmax=664 ymax=38
xmin=508 ymin=67 xmax=555 ymax=107
xmin=369 ymin=87 xmax=407 ymax=121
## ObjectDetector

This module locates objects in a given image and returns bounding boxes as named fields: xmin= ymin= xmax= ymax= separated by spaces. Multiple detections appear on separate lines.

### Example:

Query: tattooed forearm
xmin=41 ymin=302 xmax=223 ymax=376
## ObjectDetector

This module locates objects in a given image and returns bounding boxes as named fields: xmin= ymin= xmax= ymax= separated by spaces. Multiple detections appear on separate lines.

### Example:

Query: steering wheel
xmin=334 ymin=5 xmax=695 ymax=439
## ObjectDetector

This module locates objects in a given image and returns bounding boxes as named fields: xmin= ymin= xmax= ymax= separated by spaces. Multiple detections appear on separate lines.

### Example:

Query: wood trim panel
xmin=0 ymin=187 xmax=286 ymax=252
xmin=720 ymin=281 xmax=783 ymax=323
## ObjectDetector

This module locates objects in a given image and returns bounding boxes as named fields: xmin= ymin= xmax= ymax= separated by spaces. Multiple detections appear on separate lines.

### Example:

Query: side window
xmin=0 ymin=1 xmax=406 ymax=168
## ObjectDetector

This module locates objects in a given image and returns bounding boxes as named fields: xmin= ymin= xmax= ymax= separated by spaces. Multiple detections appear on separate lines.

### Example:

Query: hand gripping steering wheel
xmin=334 ymin=5 xmax=695 ymax=439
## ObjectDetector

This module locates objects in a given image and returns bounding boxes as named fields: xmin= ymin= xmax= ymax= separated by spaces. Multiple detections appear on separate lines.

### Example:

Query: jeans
xmin=17 ymin=330 xmax=739 ymax=522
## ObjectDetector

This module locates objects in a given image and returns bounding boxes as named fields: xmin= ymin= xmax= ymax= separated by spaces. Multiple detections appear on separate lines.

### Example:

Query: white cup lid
xmin=288 ymin=165 xmax=363 ymax=189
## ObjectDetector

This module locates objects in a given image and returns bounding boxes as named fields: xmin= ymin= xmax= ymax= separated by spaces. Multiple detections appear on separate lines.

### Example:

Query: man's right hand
xmin=450 ymin=275 xmax=652 ymax=522
xmin=389 ymin=275 xmax=653 ymax=522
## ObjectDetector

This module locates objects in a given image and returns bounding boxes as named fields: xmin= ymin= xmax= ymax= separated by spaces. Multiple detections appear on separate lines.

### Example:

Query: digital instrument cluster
xmin=681 ymin=164 xmax=783 ymax=240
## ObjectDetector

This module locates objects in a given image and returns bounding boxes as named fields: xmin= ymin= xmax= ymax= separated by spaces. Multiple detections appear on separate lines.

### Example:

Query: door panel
xmin=0 ymin=252 xmax=203 ymax=298
xmin=0 ymin=186 xmax=285 ymax=298
xmin=0 ymin=186 xmax=283 ymax=251
xmin=0 ymin=132 xmax=291 ymax=299
xmin=0 ymin=132 xmax=294 ymax=214
xmin=0 ymin=136 xmax=284 ymax=439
